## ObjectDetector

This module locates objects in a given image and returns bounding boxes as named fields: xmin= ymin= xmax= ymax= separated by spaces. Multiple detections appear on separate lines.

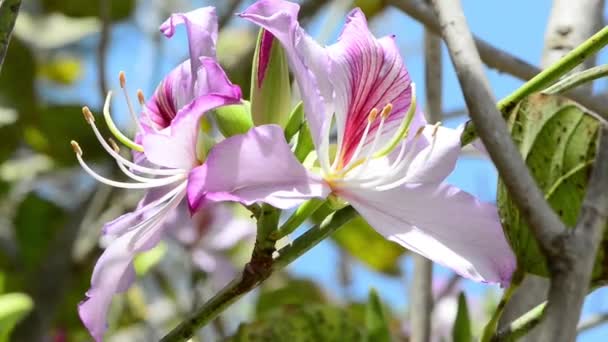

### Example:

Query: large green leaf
xmin=0 ymin=293 xmax=33 ymax=342
xmin=255 ymin=278 xmax=326 ymax=317
xmin=332 ymin=216 xmax=405 ymax=276
xmin=498 ymin=94 xmax=604 ymax=279
xmin=227 ymin=305 xmax=364 ymax=341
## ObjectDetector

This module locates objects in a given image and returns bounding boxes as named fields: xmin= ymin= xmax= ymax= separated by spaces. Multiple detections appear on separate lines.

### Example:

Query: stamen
xmin=82 ymin=106 xmax=95 ymax=124
xmin=348 ymin=113 xmax=387 ymax=179
xmin=119 ymin=71 xmax=144 ymax=132
xmin=71 ymin=142 xmax=185 ymax=189
xmin=318 ymin=112 xmax=335 ymax=176
xmin=107 ymin=137 xmax=169 ymax=183
xmin=372 ymin=82 xmax=418 ymax=159
xmin=432 ymin=121 xmax=442 ymax=137
xmin=137 ymin=89 xmax=146 ymax=106
xmin=101 ymin=92 xmax=145 ymax=152
xmin=108 ymin=138 xmax=120 ymax=152
xmin=380 ymin=103 xmax=393 ymax=119
xmin=82 ymin=116 xmax=182 ymax=176
xmin=336 ymin=107 xmax=378 ymax=173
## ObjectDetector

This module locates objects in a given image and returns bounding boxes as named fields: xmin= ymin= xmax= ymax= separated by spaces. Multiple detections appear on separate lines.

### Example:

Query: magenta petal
xmin=194 ymin=57 xmax=243 ymax=103
xmin=341 ymin=183 xmax=516 ymax=284
xmin=160 ymin=7 xmax=218 ymax=76
xmin=78 ymin=225 xmax=164 ymax=341
xmin=187 ymin=125 xmax=330 ymax=211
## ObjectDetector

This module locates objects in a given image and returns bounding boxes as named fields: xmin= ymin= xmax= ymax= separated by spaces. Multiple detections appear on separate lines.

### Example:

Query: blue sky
xmin=39 ymin=0 xmax=608 ymax=339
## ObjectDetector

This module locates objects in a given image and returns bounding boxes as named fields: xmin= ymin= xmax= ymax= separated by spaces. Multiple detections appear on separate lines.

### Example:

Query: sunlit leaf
xmin=0 ymin=293 xmax=33 ymax=342
xmin=498 ymin=94 xmax=605 ymax=280
xmin=38 ymin=56 xmax=82 ymax=85
xmin=332 ymin=216 xmax=405 ymax=276
xmin=255 ymin=278 xmax=326 ymax=317
xmin=134 ymin=242 xmax=167 ymax=276
xmin=353 ymin=0 xmax=386 ymax=17
xmin=452 ymin=292 xmax=472 ymax=342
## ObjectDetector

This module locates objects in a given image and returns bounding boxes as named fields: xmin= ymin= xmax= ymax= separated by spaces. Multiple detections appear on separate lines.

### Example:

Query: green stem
xmin=543 ymin=64 xmax=608 ymax=95
xmin=461 ymin=25 xmax=608 ymax=146
xmin=480 ymin=270 xmax=524 ymax=342
xmin=493 ymin=301 xmax=546 ymax=342
xmin=0 ymin=0 xmax=21 ymax=74
xmin=269 ymin=199 xmax=324 ymax=241
xmin=160 ymin=206 xmax=358 ymax=342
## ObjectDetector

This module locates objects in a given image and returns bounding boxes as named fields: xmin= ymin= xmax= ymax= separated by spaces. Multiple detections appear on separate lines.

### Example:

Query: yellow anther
xmin=108 ymin=138 xmax=120 ymax=153
xmin=380 ymin=103 xmax=393 ymax=119
xmin=119 ymin=71 xmax=126 ymax=89
xmin=137 ymin=89 xmax=145 ymax=105
xmin=415 ymin=125 xmax=426 ymax=137
xmin=368 ymin=108 xmax=379 ymax=122
xmin=71 ymin=140 xmax=83 ymax=156
xmin=82 ymin=106 xmax=95 ymax=124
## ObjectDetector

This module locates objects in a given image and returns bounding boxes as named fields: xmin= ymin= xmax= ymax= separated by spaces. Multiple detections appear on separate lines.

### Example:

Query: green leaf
xmin=250 ymin=29 xmax=291 ymax=127
xmin=14 ymin=193 xmax=67 ymax=272
xmin=0 ymin=293 xmax=33 ymax=342
xmin=212 ymin=102 xmax=254 ymax=138
xmin=365 ymin=289 xmax=390 ymax=342
xmin=294 ymin=123 xmax=314 ymax=163
xmin=228 ymin=305 xmax=365 ymax=341
xmin=41 ymin=0 xmax=135 ymax=21
xmin=353 ymin=0 xmax=386 ymax=17
xmin=332 ymin=216 xmax=405 ymax=275
xmin=255 ymin=278 xmax=326 ymax=317
xmin=452 ymin=292 xmax=473 ymax=342
xmin=497 ymin=94 xmax=605 ymax=279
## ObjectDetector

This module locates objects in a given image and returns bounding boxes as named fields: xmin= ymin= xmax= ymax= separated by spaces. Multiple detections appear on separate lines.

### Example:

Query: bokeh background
xmin=1 ymin=0 xmax=608 ymax=340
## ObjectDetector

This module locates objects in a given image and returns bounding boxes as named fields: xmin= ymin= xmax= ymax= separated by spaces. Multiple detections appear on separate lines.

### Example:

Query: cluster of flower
xmin=71 ymin=1 xmax=516 ymax=340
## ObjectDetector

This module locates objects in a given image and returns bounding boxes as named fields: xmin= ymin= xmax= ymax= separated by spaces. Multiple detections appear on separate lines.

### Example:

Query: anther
xmin=82 ymin=106 xmax=95 ymax=124
xmin=415 ymin=125 xmax=426 ymax=137
xmin=108 ymin=138 xmax=120 ymax=153
xmin=137 ymin=89 xmax=145 ymax=105
xmin=368 ymin=108 xmax=379 ymax=122
xmin=71 ymin=140 xmax=83 ymax=156
xmin=380 ymin=103 xmax=393 ymax=119
xmin=119 ymin=71 xmax=126 ymax=88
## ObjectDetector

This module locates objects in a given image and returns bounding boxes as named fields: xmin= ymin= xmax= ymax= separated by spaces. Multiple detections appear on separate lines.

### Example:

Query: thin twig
xmin=218 ymin=0 xmax=241 ymax=29
xmin=541 ymin=125 xmax=608 ymax=341
xmin=493 ymin=302 xmax=546 ymax=342
xmin=0 ymin=0 xmax=21 ymax=74
xmin=160 ymin=207 xmax=358 ymax=342
xmin=388 ymin=0 xmax=608 ymax=118
xmin=410 ymin=15 xmax=441 ymax=341
xmin=430 ymin=0 xmax=565 ymax=258
xmin=433 ymin=273 xmax=460 ymax=304
xmin=577 ymin=312 xmax=608 ymax=334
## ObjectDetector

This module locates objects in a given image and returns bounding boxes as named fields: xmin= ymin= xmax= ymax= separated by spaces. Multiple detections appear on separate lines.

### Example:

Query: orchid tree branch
xmin=409 ymin=13 xmax=441 ymax=341
xmin=429 ymin=0 xmax=565 ymax=257
xmin=160 ymin=206 xmax=358 ymax=342
xmin=97 ymin=0 xmax=110 ymax=99
xmin=577 ymin=312 xmax=608 ymax=334
xmin=388 ymin=0 xmax=608 ymax=122
xmin=218 ymin=0 xmax=241 ymax=29
xmin=0 ymin=0 xmax=21 ymax=74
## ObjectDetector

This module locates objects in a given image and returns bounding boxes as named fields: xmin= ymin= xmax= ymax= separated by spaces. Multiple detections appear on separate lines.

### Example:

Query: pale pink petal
xmin=340 ymin=183 xmax=516 ymax=284
xmin=160 ymin=7 xmax=218 ymax=76
xmin=187 ymin=125 xmax=330 ymax=211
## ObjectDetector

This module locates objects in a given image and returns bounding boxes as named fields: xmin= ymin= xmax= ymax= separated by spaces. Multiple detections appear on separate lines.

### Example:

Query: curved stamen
xmin=372 ymin=83 xmax=417 ymax=159
xmin=119 ymin=71 xmax=144 ymax=132
xmin=319 ymin=111 xmax=335 ymax=176
xmin=336 ymin=108 xmax=378 ymax=172
xmin=128 ymin=187 xmax=185 ymax=250
xmin=71 ymin=141 xmax=185 ymax=189
xmin=348 ymin=112 xmax=387 ymax=179
xmin=82 ymin=107 xmax=183 ymax=176
xmin=101 ymin=92 xmax=144 ymax=152
xmin=108 ymin=139 xmax=179 ymax=183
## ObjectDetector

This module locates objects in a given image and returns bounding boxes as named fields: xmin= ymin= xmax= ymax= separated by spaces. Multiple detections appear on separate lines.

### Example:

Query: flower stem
xmin=461 ymin=25 xmax=608 ymax=146
xmin=160 ymin=206 xmax=358 ymax=342
xmin=542 ymin=64 xmax=608 ymax=95
xmin=493 ymin=301 xmax=547 ymax=342
xmin=269 ymin=199 xmax=325 ymax=241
